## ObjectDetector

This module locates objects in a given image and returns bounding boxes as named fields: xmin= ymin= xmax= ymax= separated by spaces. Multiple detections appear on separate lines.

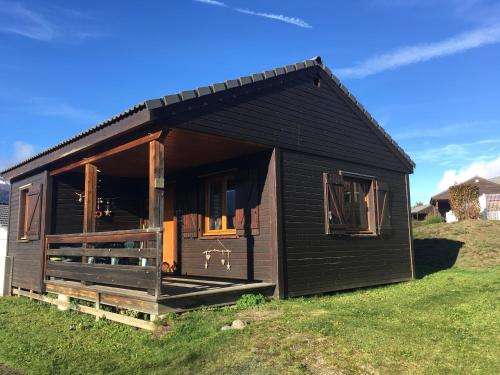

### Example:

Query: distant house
xmin=490 ymin=176 xmax=500 ymax=184
xmin=430 ymin=176 xmax=500 ymax=222
xmin=411 ymin=204 xmax=436 ymax=221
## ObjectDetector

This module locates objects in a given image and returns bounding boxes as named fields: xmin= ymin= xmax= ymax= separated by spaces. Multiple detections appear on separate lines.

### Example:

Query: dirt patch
xmin=0 ymin=364 xmax=24 ymax=375
xmin=237 ymin=308 xmax=283 ymax=322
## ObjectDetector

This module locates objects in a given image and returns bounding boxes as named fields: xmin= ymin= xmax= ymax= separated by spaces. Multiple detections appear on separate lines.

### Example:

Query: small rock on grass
xmin=221 ymin=325 xmax=232 ymax=331
xmin=231 ymin=319 xmax=247 ymax=330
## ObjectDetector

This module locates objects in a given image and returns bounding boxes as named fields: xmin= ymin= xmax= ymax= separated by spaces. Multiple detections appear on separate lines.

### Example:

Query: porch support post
xmin=83 ymin=163 xmax=97 ymax=233
xmin=149 ymin=139 xmax=165 ymax=228
xmin=149 ymin=133 xmax=166 ymax=297
xmin=82 ymin=163 xmax=97 ymax=270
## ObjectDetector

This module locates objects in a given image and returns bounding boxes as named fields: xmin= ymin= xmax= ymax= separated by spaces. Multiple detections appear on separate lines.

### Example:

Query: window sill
xmin=17 ymin=239 xmax=30 ymax=243
xmin=199 ymin=234 xmax=239 ymax=240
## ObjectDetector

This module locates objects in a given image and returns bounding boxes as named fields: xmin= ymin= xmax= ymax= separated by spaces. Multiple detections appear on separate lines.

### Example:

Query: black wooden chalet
xmin=0 ymin=57 xmax=415 ymax=327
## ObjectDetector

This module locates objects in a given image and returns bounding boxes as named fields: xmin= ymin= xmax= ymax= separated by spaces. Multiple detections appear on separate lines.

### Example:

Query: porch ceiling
xmin=94 ymin=128 xmax=269 ymax=178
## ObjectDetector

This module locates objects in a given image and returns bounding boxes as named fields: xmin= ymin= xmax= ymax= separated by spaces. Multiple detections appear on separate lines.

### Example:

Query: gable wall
xmin=159 ymin=66 xmax=410 ymax=174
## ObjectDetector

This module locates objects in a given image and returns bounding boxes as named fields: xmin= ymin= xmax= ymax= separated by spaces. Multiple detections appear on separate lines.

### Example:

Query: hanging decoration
xmin=202 ymin=239 xmax=232 ymax=271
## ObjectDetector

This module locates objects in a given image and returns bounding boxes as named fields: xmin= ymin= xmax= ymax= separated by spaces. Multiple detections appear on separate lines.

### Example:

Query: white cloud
xmin=0 ymin=141 xmax=36 ymax=171
xmin=336 ymin=23 xmax=500 ymax=79
xmin=13 ymin=141 xmax=35 ymax=162
xmin=234 ymin=8 xmax=312 ymax=28
xmin=412 ymin=139 xmax=500 ymax=166
xmin=193 ymin=0 xmax=312 ymax=29
xmin=437 ymin=155 xmax=500 ymax=191
xmin=0 ymin=1 xmax=55 ymax=41
xmin=30 ymin=97 xmax=102 ymax=124
xmin=193 ymin=0 xmax=226 ymax=7
xmin=0 ymin=1 xmax=102 ymax=43
xmin=394 ymin=120 xmax=499 ymax=140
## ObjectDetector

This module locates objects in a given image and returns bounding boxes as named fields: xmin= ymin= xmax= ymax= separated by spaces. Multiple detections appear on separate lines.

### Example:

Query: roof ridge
xmin=144 ymin=56 xmax=414 ymax=168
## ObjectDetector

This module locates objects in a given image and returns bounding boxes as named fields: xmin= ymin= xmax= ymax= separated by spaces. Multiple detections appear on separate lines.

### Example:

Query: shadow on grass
xmin=413 ymin=238 xmax=464 ymax=279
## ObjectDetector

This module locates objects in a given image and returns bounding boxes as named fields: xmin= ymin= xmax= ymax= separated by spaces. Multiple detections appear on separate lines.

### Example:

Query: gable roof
xmin=490 ymin=176 xmax=500 ymax=184
xmin=0 ymin=203 xmax=8 ymax=227
xmin=431 ymin=176 xmax=500 ymax=202
xmin=0 ymin=56 xmax=414 ymax=179
xmin=411 ymin=204 xmax=434 ymax=214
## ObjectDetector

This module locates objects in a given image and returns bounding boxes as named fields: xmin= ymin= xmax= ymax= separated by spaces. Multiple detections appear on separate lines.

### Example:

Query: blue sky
xmin=0 ymin=0 xmax=500 ymax=204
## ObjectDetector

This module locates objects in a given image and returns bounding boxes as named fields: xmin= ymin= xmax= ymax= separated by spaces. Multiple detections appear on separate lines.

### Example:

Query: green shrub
xmin=424 ymin=214 xmax=444 ymax=225
xmin=236 ymin=293 xmax=267 ymax=309
xmin=449 ymin=183 xmax=480 ymax=220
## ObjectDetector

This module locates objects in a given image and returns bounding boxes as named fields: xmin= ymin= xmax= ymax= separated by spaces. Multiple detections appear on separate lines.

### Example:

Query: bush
xmin=424 ymin=214 xmax=444 ymax=225
xmin=236 ymin=293 xmax=267 ymax=309
xmin=449 ymin=183 xmax=480 ymax=221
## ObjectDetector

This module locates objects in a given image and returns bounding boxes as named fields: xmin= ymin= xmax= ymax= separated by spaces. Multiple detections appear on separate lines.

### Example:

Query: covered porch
xmin=43 ymin=127 xmax=277 ymax=316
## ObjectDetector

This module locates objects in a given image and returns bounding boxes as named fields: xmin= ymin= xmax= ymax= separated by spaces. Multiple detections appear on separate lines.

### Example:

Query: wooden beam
xmin=83 ymin=164 xmax=97 ymax=233
xmin=45 ymin=229 xmax=159 ymax=244
xmin=12 ymin=288 xmax=157 ymax=331
xmin=149 ymin=138 xmax=165 ymax=228
xmin=49 ymin=131 xmax=163 ymax=176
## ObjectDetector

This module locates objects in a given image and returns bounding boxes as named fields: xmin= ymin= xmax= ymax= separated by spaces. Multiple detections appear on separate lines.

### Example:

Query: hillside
xmin=0 ymin=221 xmax=498 ymax=374
xmin=413 ymin=219 xmax=500 ymax=277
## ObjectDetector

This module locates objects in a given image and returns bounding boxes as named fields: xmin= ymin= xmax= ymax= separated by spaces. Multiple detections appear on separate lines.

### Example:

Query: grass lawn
xmin=0 ymin=220 xmax=499 ymax=374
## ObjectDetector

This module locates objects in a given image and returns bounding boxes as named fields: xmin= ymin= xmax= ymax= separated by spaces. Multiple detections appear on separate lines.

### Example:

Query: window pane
xmin=226 ymin=179 xmax=236 ymax=230
xmin=353 ymin=181 xmax=369 ymax=230
xmin=353 ymin=182 xmax=362 ymax=227
xmin=209 ymin=182 xmax=223 ymax=230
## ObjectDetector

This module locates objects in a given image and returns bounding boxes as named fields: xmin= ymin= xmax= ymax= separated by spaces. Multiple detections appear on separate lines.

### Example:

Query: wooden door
xmin=162 ymin=184 xmax=177 ymax=273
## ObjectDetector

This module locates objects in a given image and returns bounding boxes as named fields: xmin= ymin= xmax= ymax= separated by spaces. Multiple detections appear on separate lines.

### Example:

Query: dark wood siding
xmin=175 ymin=152 xmax=274 ymax=282
xmin=51 ymin=172 xmax=84 ymax=234
xmin=159 ymin=66 xmax=410 ymax=174
xmin=281 ymin=150 xmax=412 ymax=297
xmin=7 ymin=171 xmax=47 ymax=292
xmin=51 ymin=173 xmax=147 ymax=234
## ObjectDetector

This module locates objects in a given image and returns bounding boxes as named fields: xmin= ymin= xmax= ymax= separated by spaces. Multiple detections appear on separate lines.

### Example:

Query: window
xmin=205 ymin=176 xmax=236 ymax=235
xmin=324 ymin=171 xmax=390 ymax=236
xmin=343 ymin=178 xmax=372 ymax=232
xmin=18 ymin=187 xmax=29 ymax=240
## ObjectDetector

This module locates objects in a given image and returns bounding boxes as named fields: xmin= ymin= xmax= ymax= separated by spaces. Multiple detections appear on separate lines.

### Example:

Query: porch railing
xmin=45 ymin=228 xmax=163 ymax=296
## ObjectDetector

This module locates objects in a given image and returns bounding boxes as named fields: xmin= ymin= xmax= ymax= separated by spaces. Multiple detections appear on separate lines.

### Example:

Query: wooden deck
xmin=43 ymin=275 xmax=275 ymax=316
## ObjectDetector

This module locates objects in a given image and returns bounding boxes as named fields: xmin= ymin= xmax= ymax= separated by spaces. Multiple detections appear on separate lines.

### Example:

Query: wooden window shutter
xmin=323 ymin=172 xmax=346 ymax=235
xmin=26 ymin=183 xmax=43 ymax=240
xmin=180 ymin=185 xmax=198 ymax=238
xmin=235 ymin=169 xmax=260 ymax=237
xmin=376 ymin=181 xmax=392 ymax=236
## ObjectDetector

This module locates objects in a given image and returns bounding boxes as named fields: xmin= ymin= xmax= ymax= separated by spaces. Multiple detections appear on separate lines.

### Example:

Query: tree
xmin=413 ymin=201 xmax=424 ymax=208
xmin=449 ymin=183 xmax=480 ymax=220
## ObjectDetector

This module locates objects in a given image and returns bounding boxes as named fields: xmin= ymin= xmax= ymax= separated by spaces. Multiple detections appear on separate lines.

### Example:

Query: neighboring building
xmin=0 ymin=57 xmax=415 ymax=322
xmin=411 ymin=204 xmax=437 ymax=221
xmin=430 ymin=176 xmax=500 ymax=222
xmin=490 ymin=176 xmax=500 ymax=184
xmin=0 ymin=203 xmax=9 ymax=296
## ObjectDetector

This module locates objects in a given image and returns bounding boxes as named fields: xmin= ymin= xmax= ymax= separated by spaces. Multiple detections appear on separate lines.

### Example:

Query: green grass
xmin=0 ymin=221 xmax=499 ymax=374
